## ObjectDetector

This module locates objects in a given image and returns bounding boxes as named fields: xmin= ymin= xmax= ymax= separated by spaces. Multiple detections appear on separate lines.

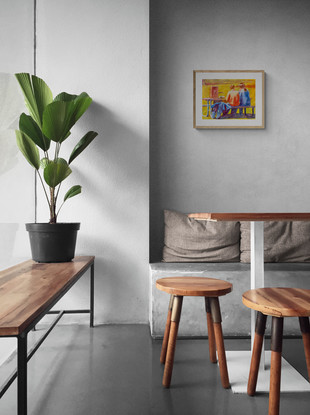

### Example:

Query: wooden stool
xmin=242 ymin=287 xmax=310 ymax=415
xmin=156 ymin=276 xmax=232 ymax=388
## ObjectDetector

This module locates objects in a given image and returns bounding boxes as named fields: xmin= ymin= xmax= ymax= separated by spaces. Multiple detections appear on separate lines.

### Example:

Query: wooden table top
xmin=188 ymin=213 xmax=310 ymax=221
xmin=0 ymin=256 xmax=94 ymax=336
xmin=156 ymin=277 xmax=232 ymax=297
xmin=242 ymin=287 xmax=310 ymax=317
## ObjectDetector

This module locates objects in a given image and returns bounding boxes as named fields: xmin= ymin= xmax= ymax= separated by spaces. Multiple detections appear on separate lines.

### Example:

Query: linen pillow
xmin=162 ymin=210 xmax=240 ymax=262
xmin=240 ymin=221 xmax=310 ymax=263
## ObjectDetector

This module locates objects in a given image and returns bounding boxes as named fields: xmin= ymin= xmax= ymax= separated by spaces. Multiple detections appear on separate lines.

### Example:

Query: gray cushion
xmin=240 ymin=221 xmax=310 ymax=263
xmin=163 ymin=210 xmax=240 ymax=262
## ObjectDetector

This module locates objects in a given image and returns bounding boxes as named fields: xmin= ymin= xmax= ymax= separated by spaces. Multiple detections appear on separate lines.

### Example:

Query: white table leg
xmin=250 ymin=221 xmax=265 ymax=368
xmin=226 ymin=221 xmax=310 ymax=393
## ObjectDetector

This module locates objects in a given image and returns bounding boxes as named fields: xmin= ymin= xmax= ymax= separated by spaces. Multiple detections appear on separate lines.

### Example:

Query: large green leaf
xmin=19 ymin=113 xmax=50 ymax=151
xmin=54 ymin=92 xmax=77 ymax=102
xmin=15 ymin=130 xmax=40 ymax=170
xmin=32 ymin=75 xmax=53 ymax=124
xmin=73 ymin=92 xmax=92 ymax=122
xmin=69 ymin=131 xmax=98 ymax=164
xmin=15 ymin=73 xmax=53 ymax=128
xmin=15 ymin=73 xmax=40 ymax=126
xmin=64 ymin=185 xmax=82 ymax=202
xmin=54 ymin=92 xmax=92 ymax=120
xmin=53 ymin=92 xmax=92 ymax=127
xmin=42 ymin=100 xmax=76 ymax=143
xmin=43 ymin=158 xmax=72 ymax=188
xmin=42 ymin=92 xmax=93 ymax=143
xmin=40 ymin=157 xmax=50 ymax=169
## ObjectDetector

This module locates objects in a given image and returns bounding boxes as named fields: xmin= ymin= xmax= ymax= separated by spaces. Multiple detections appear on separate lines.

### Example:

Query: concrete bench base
xmin=149 ymin=262 xmax=310 ymax=338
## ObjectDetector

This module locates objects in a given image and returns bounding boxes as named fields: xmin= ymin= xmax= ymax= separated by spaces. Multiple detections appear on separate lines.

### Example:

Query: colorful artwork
xmin=202 ymin=79 xmax=255 ymax=120
xmin=193 ymin=71 xmax=265 ymax=129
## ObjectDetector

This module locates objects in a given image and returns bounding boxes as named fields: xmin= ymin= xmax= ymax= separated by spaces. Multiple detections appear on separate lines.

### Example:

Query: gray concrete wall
xmin=150 ymin=0 xmax=310 ymax=261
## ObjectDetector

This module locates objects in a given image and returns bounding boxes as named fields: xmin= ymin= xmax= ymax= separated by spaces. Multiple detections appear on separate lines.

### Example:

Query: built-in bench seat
xmin=150 ymin=210 xmax=310 ymax=338
xmin=149 ymin=262 xmax=310 ymax=338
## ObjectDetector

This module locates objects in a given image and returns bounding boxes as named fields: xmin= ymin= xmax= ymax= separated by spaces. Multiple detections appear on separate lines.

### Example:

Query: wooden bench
xmin=0 ymin=256 xmax=95 ymax=415
xmin=228 ymin=105 xmax=255 ymax=117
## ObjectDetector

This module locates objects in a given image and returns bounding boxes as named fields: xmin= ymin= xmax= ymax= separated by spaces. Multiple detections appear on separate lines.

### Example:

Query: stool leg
xmin=269 ymin=317 xmax=283 ymax=415
xmin=162 ymin=296 xmax=183 ymax=388
xmin=299 ymin=317 xmax=310 ymax=381
xmin=205 ymin=297 xmax=217 ymax=363
xmin=247 ymin=311 xmax=267 ymax=396
xmin=210 ymin=297 xmax=230 ymax=389
xmin=160 ymin=295 xmax=174 ymax=364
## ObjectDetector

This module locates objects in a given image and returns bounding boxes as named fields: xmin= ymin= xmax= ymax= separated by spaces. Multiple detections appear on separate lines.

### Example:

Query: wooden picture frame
xmin=193 ymin=70 xmax=265 ymax=129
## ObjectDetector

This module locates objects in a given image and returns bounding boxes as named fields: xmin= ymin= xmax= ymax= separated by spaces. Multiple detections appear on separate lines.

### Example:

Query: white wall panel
xmin=0 ymin=0 xmax=34 ymax=364
xmin=36 ymin=0 xmax=149 ymax=323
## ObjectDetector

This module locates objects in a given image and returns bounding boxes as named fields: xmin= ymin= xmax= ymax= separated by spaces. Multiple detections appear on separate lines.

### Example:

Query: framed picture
xmin=193 ymin=70 xmax=265 ymax=129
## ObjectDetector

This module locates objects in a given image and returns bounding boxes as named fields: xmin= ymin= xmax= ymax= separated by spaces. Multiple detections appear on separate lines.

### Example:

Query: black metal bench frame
xmin=0 ymin=258 xmax=94 ymax=415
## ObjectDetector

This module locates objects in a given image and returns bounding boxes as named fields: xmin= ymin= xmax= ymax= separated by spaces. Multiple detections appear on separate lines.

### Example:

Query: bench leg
xmin=160 ymin=294 xmax=174 ymax=364
xmin=17 ymin=334 xmax=27 ymax=415
xmin=209 ymin=297 xmax=230 ymax=389
xmin=247 ymin=311 xmax=267 ymax=395
xmin=90 ymin=262 xmax=95 ymax=328
xmin=299 ymin=317 xmax=310 ymax=381
xmin=269 ymin=317 xmax=283 ymax=415
xmin=205 ymin=297 xmax=217 ymax=363
xmin=162 ymin=295 xmax=183 ymax=388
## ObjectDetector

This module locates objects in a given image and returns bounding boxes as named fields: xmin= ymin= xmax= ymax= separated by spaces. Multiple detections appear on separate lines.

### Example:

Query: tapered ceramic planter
xmin=26 ymin=223 xmax=80 ymax=263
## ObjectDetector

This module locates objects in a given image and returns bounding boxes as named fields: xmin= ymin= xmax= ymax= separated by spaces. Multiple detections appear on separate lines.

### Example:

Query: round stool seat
xmin=156 ymin=276 xmax=232 ymax=297
xmin=242 ymin=287 xmax=310 ymax=317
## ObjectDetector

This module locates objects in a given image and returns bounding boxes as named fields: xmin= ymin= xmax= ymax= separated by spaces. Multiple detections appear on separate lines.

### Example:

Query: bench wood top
xmin=0 ymin=256 xmax=94 ymax=336
xmin=188 ymin=213 xmax=310 ymax=221
xmin=242 ymin=287 xmax=310 ymax=317
xmin=156 ymin=277 xmax=232 ymax=297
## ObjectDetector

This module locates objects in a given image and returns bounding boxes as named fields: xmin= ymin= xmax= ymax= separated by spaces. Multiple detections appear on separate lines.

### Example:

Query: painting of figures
xmin=202 ymin=79 xmax=255 ymax=120
xmin=193 ymin=70 xmax=265 ymax=129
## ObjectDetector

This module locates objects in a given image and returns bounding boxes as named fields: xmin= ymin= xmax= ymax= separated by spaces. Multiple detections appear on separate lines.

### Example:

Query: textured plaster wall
xmin=150 ymin=0 xmax=310 ymax=261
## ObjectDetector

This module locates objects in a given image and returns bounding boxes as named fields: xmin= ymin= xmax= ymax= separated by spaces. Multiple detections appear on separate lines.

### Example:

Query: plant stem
xmin=37 ymin=170 xmax=51 ymax=208
xmin=54 ymin=142 xmax=61 ymax=161
xmin=49 ymin=187 xmax=57 ymax=223
xmin=55 ymin=182 xmax=62 ymax=205
xmin=56 ymin=201 xmax=65 ymax=217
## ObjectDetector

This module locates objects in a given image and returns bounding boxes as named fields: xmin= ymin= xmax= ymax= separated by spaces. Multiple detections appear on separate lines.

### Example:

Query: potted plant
xmin=15 ymin=73 xmax=97 ymax=262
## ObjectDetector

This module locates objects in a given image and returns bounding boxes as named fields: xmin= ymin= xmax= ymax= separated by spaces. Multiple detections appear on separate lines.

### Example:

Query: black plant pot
xmin=26 ymin=223 xmax=80 ymax=263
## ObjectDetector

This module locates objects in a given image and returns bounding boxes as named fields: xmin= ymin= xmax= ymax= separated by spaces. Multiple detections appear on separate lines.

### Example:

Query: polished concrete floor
xmin=0 ymin=323 xmax=309 ymax=414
